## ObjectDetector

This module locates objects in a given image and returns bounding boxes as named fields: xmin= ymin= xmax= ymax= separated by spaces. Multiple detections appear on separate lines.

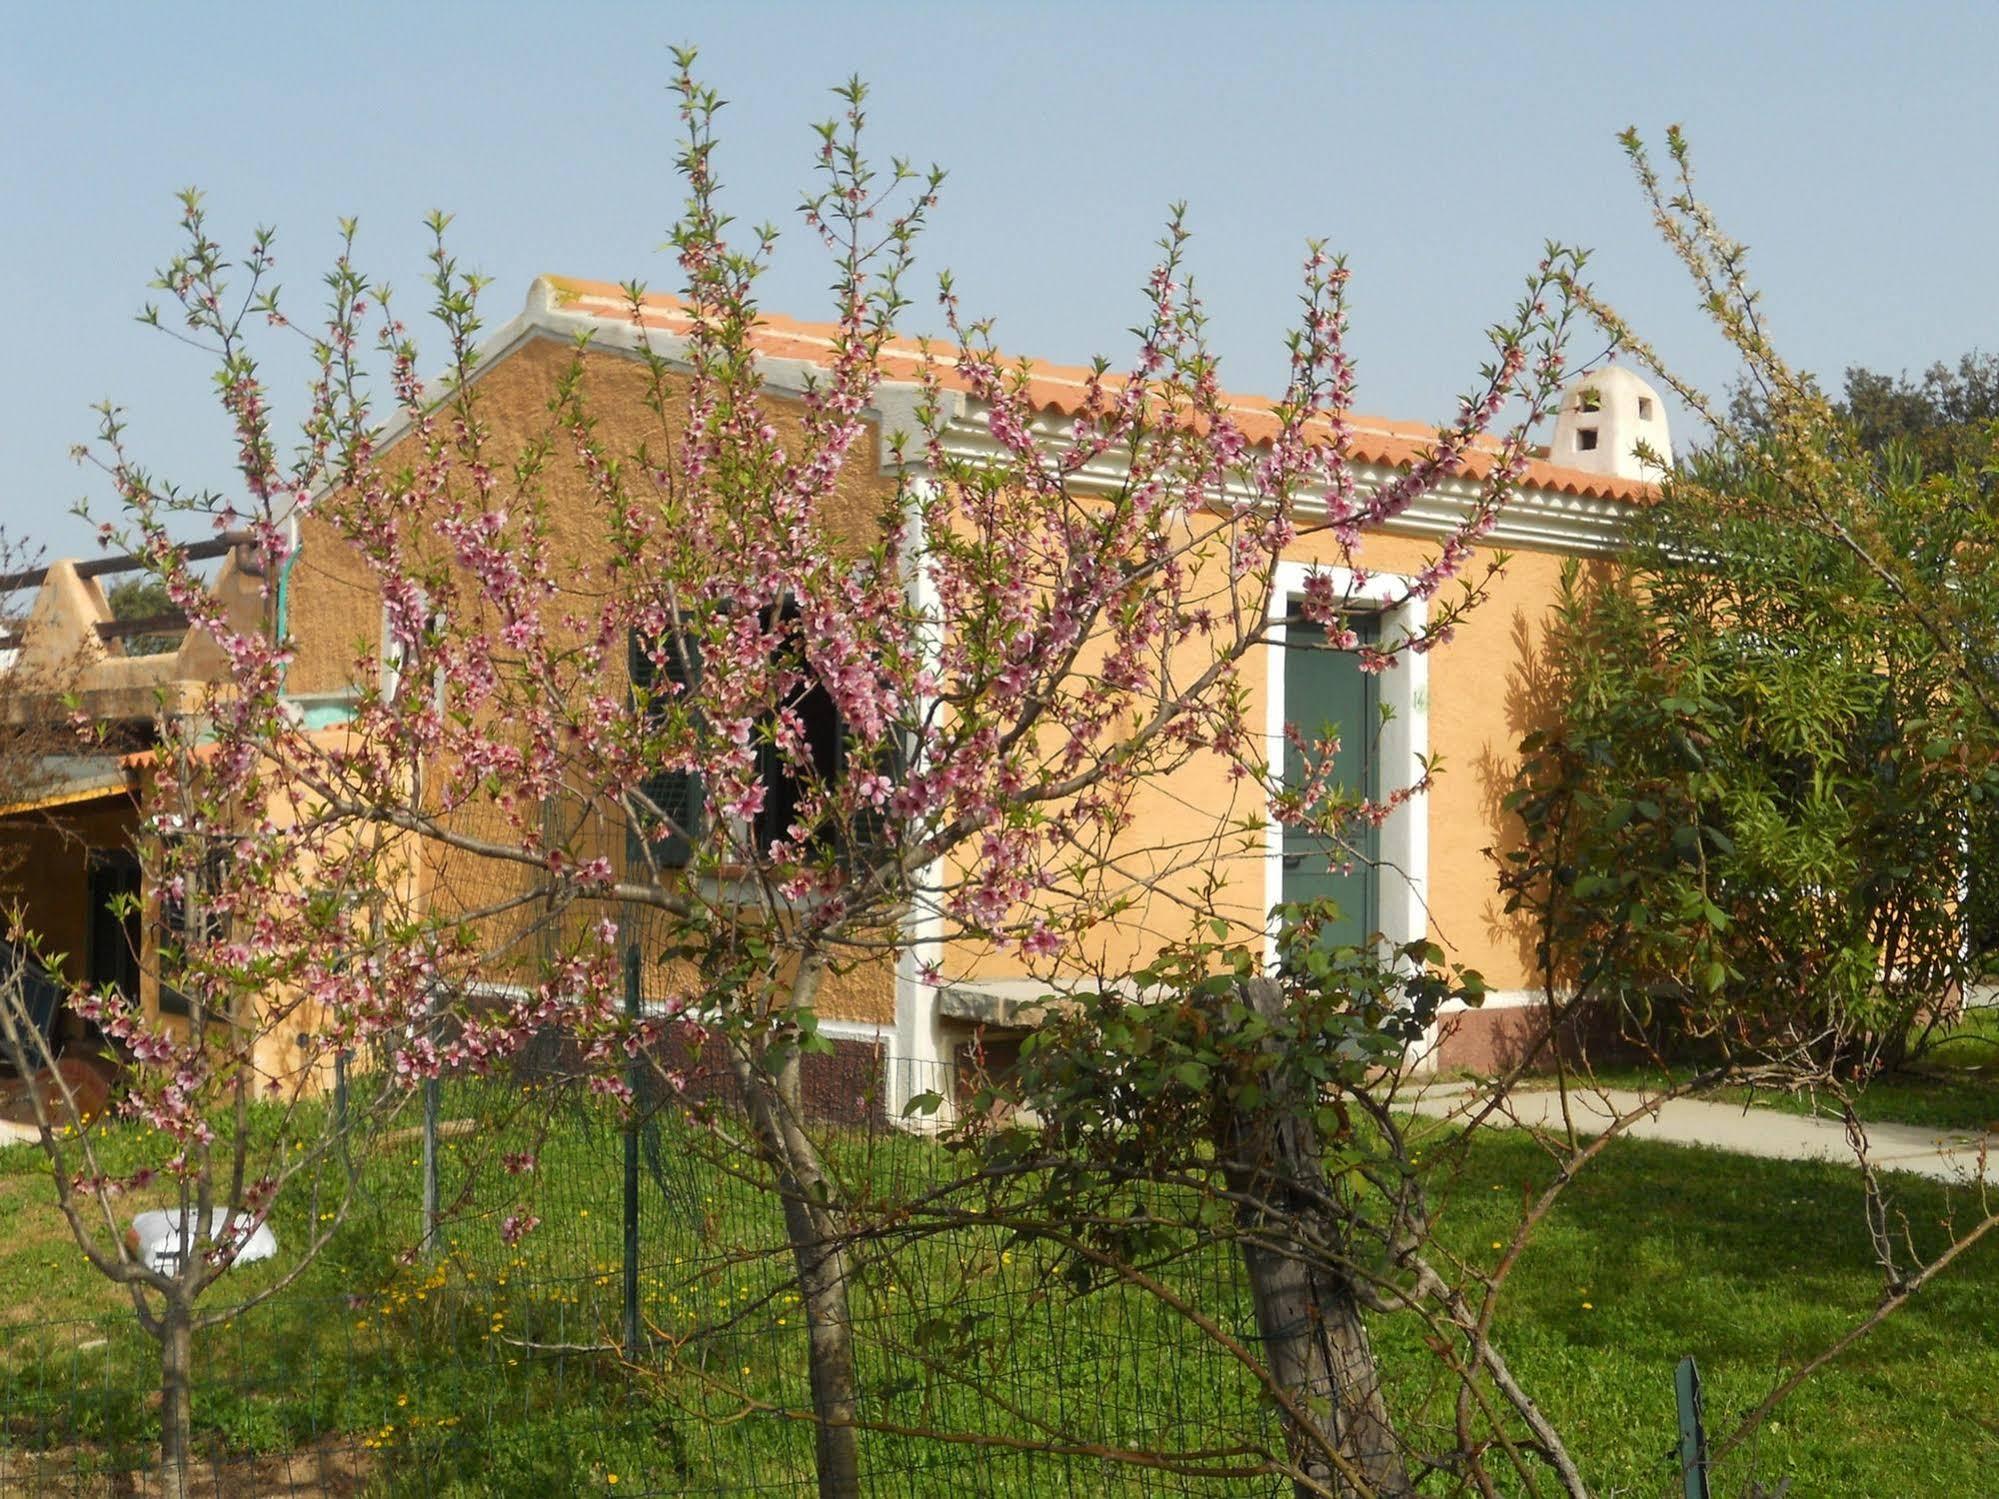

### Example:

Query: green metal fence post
xmin=421 ymin=1074 xmax=441 ymax=1262
xmin=1676 ymin=1355 xmax=1710 ymax=1499
xmin=623 ymin=935 xmax=642 ymax=1358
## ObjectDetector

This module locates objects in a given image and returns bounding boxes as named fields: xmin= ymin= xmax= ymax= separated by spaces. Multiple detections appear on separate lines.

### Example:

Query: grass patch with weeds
xmin=0 ymin=1081 xmax=1994 ymax=1495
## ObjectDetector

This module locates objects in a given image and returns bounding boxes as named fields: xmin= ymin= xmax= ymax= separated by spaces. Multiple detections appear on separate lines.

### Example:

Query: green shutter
xmin=838 ymin=716 xmax=904 ymax=874
xmin=1280 ymin=615 xmax=1380 ymax=947
xmin=628 ymin=630 xmax=702 ymax=870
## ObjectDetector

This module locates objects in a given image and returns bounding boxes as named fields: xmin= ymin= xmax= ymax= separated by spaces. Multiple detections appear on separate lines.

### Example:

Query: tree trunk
xmin=732 ymin=1045 xmax=862 ymax=1498
xmin=1220 ymin=977 xmax=1412 ymax=1499
xmin=158 ymin=1298 xmax=196 ymax=1499
xmin=782 ymin=1178 xmax=862 ymax=1498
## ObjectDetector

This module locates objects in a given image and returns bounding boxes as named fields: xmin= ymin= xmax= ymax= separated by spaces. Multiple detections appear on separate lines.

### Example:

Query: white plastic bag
xmin=125 ymin=1208 xmax=277 ymax=1274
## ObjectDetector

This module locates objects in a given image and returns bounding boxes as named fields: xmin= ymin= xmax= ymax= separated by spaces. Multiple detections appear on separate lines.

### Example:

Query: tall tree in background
xmin=1833 ymin=352 xmax=1999 ymax=479
xmin=1518 ymin=129 xmax=1999 ymax=1075
xmin=104 ymin=574 xmax=185 ymax=655
xmin=1729 ymin=351 xmax=1999 ymax=481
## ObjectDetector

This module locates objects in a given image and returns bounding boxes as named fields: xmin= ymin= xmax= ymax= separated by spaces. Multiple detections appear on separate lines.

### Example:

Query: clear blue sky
xmin=3 ymin=1 xmax=1993 ymax=559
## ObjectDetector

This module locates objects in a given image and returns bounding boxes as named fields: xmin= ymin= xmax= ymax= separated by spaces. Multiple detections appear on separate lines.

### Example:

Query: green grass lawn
xmin=2 ymin=1084 xmax=1996 ymax=1496
xmin=1410 ymin=1129 xmax=1999 ymax=1496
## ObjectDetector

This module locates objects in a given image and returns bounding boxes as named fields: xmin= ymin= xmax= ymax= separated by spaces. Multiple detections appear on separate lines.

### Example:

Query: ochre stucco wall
xmin=1419 ymin=545 xmax=1599 ymax=989
xmin=284 ymin=335 xmax=902 ymax=1024
xmin=286 ymin=329 xmax=1616 ymax=1017
xmin=931 ymin=526 xmax=1599 ymax=996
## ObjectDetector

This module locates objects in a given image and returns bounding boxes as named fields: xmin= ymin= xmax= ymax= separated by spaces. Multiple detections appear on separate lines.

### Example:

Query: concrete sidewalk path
xmin=1406 ymin=1084 xmax=1999 ymax=1187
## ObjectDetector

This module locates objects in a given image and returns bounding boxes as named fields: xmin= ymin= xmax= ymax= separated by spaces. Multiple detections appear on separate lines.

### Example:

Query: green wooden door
xmin=1280 ymin=615 xmax=1378 ymax=947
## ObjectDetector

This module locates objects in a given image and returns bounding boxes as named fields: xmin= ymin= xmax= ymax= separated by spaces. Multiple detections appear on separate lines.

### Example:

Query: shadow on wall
xmin=1471 ymin=604 xmax=1568 ymax=991
xmin=1467 ymin=560 xmax=1629 ymax=994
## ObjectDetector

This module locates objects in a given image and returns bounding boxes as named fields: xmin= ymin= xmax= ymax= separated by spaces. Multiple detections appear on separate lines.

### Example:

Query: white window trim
xmin=1262 ymin=562 xmax=1429 ymax=971
xmin=380 ymin=597 xmax=446 ymax=708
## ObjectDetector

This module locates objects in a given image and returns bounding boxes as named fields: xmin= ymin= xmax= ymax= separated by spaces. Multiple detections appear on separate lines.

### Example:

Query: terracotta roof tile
xmin=542 ymin=275 xmax=1656 ymax=507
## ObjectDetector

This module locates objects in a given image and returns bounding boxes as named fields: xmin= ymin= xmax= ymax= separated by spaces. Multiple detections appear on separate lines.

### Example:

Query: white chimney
xmin=1550 ymin=366 xmax=1672 ymax=480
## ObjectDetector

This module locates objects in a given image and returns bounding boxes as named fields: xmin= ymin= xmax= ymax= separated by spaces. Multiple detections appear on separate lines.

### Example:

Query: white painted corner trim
xmin=890 ymin=476 xmax=954 ymax=1124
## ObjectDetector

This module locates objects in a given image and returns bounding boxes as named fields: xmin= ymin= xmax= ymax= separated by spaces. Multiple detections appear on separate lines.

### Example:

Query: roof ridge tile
xmin=536 ymin=274 xmax=1655 ymax=505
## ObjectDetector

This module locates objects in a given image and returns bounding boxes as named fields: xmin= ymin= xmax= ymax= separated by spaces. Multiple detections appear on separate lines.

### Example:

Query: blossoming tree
xmin=32 ymin=52 xmax=1585 ymax=1496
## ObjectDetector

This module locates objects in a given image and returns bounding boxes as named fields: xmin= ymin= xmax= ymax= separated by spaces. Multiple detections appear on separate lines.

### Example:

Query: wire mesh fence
xmin=1 ymin=1051 xmax=1294 ymax=1497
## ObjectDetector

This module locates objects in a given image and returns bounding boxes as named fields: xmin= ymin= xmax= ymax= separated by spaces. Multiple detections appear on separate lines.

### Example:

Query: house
xmin=8 ymin=277 xmax=1669 ymax=1112
xmin=279 ymin=277 xmax=1667 ymax=1110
